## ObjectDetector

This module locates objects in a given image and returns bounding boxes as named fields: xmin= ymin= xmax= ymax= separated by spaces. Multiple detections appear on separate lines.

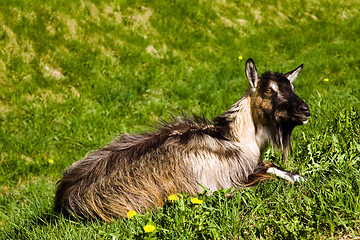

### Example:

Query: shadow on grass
xmin=35 ymin=211 xmax=65 ymax=226
xmin=34 ymin=209 xmax=88 ymax=226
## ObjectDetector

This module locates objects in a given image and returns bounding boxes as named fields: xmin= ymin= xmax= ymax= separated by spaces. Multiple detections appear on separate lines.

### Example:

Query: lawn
xmin=1 ymin=0 xmax=360 ymax=239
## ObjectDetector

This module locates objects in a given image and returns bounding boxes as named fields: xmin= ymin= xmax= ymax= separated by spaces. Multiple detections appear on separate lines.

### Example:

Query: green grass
xmin=1 ymin=0 xmax=360 ymax=239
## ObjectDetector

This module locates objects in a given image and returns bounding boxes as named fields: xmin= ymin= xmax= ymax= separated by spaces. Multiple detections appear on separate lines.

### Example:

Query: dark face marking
xmin=251 ymin=71 xmax=310 ymax=127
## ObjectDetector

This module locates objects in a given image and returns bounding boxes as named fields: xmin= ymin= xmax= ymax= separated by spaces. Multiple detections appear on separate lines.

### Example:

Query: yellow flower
xmin=190 ymin=197 xmax=203 ymax=204
xmin=127 ymin=210 xmax=136 ymax=219
xmin=143 ymin=224 xmax=156 ymax=233
xmin=168 ymin=193 xmax=179 ymax=201
xmin=323 ymin=78 xmax=329 ymax=82
xmin=48 ymin=159 xmax=54 ymax=165
xmin=238 ymin=56 xmax=243 ymax=60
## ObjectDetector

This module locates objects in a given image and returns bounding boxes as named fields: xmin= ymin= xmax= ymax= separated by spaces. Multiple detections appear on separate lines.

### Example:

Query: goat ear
xmin=286 ymin=64 xmax=303 ymax=83
xmin=245 ymin=58 xmax=259 ymax=88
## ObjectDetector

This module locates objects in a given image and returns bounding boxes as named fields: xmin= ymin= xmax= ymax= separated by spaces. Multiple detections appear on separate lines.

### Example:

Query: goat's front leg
xmin=246 ymin=161 xmax=307 ymax=187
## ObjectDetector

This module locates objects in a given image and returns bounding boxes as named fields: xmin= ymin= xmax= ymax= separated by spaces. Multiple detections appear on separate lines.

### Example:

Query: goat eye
xmin=265 ymin=88 xmax=272 ymax=93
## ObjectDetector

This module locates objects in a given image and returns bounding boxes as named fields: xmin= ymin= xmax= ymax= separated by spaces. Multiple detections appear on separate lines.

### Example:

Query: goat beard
xmin=270 ymin=122 xmax=296 ymax=161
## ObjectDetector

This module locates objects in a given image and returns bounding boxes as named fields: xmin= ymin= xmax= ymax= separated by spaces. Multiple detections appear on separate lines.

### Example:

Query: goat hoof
xmin=292 ymin=174 xmax=307 ymax=183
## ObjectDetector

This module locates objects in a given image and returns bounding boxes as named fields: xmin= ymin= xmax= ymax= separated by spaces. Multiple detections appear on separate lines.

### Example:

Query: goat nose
xmin=298 ymin=103 xmax=311 ymax=117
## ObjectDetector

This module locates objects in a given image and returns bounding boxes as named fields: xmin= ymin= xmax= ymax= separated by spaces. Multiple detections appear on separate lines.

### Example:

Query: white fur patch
xmin=269 ymin=81 xmax=279 ymax=92
xmin=266 ymin=167 xmax=306 ymax=183
xmin=302 ymin=119 xmax=309 ymax=124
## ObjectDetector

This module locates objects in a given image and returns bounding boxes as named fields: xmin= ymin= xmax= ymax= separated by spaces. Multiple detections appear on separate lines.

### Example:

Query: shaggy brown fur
xmin=54 ymin=58 xmax=310 ymax=221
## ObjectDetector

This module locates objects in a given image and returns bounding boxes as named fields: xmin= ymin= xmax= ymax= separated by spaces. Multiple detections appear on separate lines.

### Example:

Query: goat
xmin=54 ymin=58 xmax=311 ymax=221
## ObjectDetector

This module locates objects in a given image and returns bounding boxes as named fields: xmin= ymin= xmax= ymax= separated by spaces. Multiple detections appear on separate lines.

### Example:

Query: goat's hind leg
xmin=246 ymin=161 xmax=306 ymax=187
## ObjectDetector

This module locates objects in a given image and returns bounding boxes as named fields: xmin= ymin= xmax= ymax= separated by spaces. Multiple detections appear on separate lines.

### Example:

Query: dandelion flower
xmin=168 ymin=194 xmax=179 ymax=201
xmin=323 ymin=78 xmax=329 ymax=82
xmin=190 ymin=197 xmax=203 ymax=204
xmin=127 ymin=210 xmax=136 ymax=219
xmin=238 ymin=56 xmax=243 ymax=60
xmin=143 ymin=224 xmax=156 ymax=233
xmin=48 ymin=159 xmax=54 ymax=165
